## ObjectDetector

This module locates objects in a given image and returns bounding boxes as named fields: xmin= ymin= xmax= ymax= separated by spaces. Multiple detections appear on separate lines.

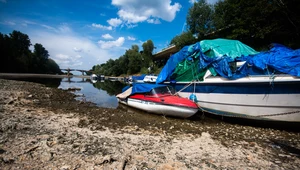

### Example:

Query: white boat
xmin=156 ymin=39 xmax=300 ymax=123
xmin=143 ymin=75 xmax=157 ymax=83
xmin=169 ymin=74 xmax=300 ymax=122
xmin=116 ymin=83 xmax=199 ymax=118
xmin=90 ymin=74 xmax=98 ymax=83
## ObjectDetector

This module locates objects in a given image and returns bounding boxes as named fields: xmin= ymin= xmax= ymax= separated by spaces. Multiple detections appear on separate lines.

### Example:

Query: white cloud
xmin=41 ymin=24 xmax=56 ymax=31
xmin=1 ymin=21 xmax=16 ymax=26
xmin=58 ymin=24 xmax=71 ymax=33
xmin=111 ymin=0 xmax=181 ymax=25
xmin=127 ymin=36 xmax=135 ymax=41
xmin=28 ymin=25 xmax=122 ymax=70
xmin=73 ymin=47 xmax=82 ymax=52
xmin=107 ymin=18 xmax=122 ymax=27
xmin=98 ymin=37 xmax=125 ymax=49
xmin=102 ymin=33 xmax=113 ymax=39
xmin=117 ymin=10 xmax=148 ymax=23
xmin=147 ymin=18 xmax=161 ymax=24
xmin=91 ymin=23 xmax=113 ymax=30
xmin=125 ymin=23 xmax=138 ymax=29
xmin=56 ymin=54 xmax=70 ymax=60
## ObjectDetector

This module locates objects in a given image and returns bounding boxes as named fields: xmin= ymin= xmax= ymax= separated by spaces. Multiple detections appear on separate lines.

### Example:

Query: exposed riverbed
xmin=0 ymin=78 xmax=299 ymax=169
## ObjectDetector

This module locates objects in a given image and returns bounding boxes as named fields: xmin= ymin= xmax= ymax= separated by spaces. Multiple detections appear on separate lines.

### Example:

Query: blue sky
xmin=0 ymin=0 xmax=219 ymax=70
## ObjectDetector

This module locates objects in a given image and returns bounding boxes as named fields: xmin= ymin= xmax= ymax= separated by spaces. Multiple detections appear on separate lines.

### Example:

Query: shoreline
xmin=0 ymin=73 xmax=90 ymax=79
xmin=0 ymin=78 xmax=299 ymax=169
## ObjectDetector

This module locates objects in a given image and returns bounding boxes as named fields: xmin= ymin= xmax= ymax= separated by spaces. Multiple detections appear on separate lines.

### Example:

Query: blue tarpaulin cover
xmin=122 ymin=83 xmax=167 ymax=96
xmin=156 ymin=39 xmax=300 ymax=83
xmin=131 ymin=74 xmax=146 ymax=81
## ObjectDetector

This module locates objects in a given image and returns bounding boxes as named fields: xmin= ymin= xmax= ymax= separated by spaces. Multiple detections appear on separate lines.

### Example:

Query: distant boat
xmin=126 ymin=74 xmax=158 ymax=84
xmin=127 ymin=74 xmax=146 ymax=84
xmin=90 ymin=74 xmax=105 ymax=83
xmin=116 ymin=83 xmax=198 ymax=118
xmin=90 ymin=74 xmax=98 ymax=83
xmin=156 ymin=39 xmax=300 ymax=123
xmin=143 ymin=75 xmax=157 ymax=83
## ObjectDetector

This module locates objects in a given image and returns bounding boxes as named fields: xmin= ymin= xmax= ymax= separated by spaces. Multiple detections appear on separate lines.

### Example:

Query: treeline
xmin=91 ymin=40 xmax=164 ymax=76
xmin=172 ymin=0 xmax=300 ymax=50
xmin=0 ymin=30 xmax=61 ymax=74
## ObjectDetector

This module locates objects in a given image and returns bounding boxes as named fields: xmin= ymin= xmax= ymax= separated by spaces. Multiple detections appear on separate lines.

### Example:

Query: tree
xmin=141 ymin=40 xmax=154 ymax=70
xmin=170 ymin=31 xmax=197 ymax=49
xmin=0 ymin=30 xmax=61 ymax=74
xmin=142 ymin=40 xmax=154 ymax=56
xmin=118 ymin=55 xmax=129 ymax=75
xmin=186 ymin=0 xmax=214 ymax=39
xmin=9 ymin=30 xmax=32 ymax=72
xmin=127 ymin=45 xmax=142 ymax=74
xmin=32 ymin=43 xmax=50 ymax=73
xmin=46 ymin=58 xmax=61 ymax=74
xmin=213 ymin=0 xmax=300 ymax=48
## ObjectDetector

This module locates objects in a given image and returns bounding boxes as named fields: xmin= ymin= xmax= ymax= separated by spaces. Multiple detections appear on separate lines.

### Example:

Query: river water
xmin=58 ymin=77 xmax=126 ymax=108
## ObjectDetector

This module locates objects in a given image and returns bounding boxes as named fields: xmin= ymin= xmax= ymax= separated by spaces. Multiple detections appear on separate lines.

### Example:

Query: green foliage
xmin=46 ymin=59 xmax=61 ymax=74
xmin=186 ymin=0 xmax=214 ymax=39
xmin=186 ymin=0 xmax=300 ymax=49
xmin=91 ymin=40 xmax=155 ymax=76
xmin=170 ymin=31 xmax=197 ymax=49
xmin=0 ymin=30 xmax=61 ymax=74
xmin=127 ymin=45 xmax=142 ymax=74
xmin=140 ymin=67 xmax=149 ymax=74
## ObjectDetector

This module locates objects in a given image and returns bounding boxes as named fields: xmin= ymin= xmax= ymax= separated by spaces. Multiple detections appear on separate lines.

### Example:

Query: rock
xmin=1 ymin=157 xmax=15 ymax=164
xmin=278 ymin=154 xmax=291 ymax=158
xmin=0 ymin=148 xmax=6 ymax=154
xmin=275 ymin=160 xmax=282 ymax=164
xmin=249 ymin=142 xmax=256 ymax=147
xmin=60 ymin=165 xmax=71 ymax=170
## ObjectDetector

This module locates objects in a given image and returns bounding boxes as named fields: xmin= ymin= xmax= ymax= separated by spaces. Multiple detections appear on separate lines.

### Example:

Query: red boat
xmin=117 ymin=83 xmax=199 ymax=118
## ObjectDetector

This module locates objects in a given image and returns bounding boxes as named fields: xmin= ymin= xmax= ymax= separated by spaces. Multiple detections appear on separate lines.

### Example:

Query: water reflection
xmin=58 ymin=77 xmax=127 ymax=108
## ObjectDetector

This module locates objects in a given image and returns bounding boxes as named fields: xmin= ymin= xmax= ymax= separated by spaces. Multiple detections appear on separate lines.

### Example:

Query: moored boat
xmin=156 ymin=39 xmax=300 ymax=123
xmin=116 ymin=83 xmax=199 ymax=118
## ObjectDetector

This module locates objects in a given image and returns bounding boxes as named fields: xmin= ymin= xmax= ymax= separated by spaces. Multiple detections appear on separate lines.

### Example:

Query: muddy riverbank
xmin=0 ymin=78 xmax=299 ymax=169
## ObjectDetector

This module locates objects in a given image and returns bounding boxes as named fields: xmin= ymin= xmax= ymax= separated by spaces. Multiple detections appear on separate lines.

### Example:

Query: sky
xmin=0 ymin=0 xmax=219 ymax=70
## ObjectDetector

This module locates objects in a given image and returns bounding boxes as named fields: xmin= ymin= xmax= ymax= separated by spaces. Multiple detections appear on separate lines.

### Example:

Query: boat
xmin=127 ymin=75 xmax=144 ymax=84
xmin=90 ymin=74 xmax=98 ymax=83
xmin=90 ymin=74 xmax=105 ymax=83
xmin=116 ymin=83 xmax=199 ymax=118
xmin=156 ymin=39 xmax=300 ymax=123
xmin=143 ymin=75 xmax=158 ymax=83
xmin=126 ymin=74 xmax=158 ymax=84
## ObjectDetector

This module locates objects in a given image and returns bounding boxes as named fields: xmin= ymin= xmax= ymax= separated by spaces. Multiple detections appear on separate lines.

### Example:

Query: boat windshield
xmin=147 ymin=86 xmax=176 ymax=97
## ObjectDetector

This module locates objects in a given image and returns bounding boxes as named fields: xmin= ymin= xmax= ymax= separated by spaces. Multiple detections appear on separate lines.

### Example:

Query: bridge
xmin=153 ymin=45 xmax=179 ymax=60
xmin=61 ymin=68 xmax=92 ymax=76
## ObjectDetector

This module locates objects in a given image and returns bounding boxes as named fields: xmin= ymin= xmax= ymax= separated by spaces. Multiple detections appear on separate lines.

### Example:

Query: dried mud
xmin=0 ymin=78 xmax=299 ymax=169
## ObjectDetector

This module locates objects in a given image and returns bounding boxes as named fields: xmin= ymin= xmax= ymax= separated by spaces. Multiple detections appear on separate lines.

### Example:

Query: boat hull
xmin=118 ymin=98 xmax=198 ymax=118
xmin=169 ymin=75 xmax=300 ymax=122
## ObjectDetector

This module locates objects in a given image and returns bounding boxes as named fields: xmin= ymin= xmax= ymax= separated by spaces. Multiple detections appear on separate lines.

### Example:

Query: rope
xmin=174 ymin=58 xmax=199 ymax=95
xmin=174 ymin=81 xmax=194 ymax=95
xmin=256 ymin=110 xmax=300 ymax=117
